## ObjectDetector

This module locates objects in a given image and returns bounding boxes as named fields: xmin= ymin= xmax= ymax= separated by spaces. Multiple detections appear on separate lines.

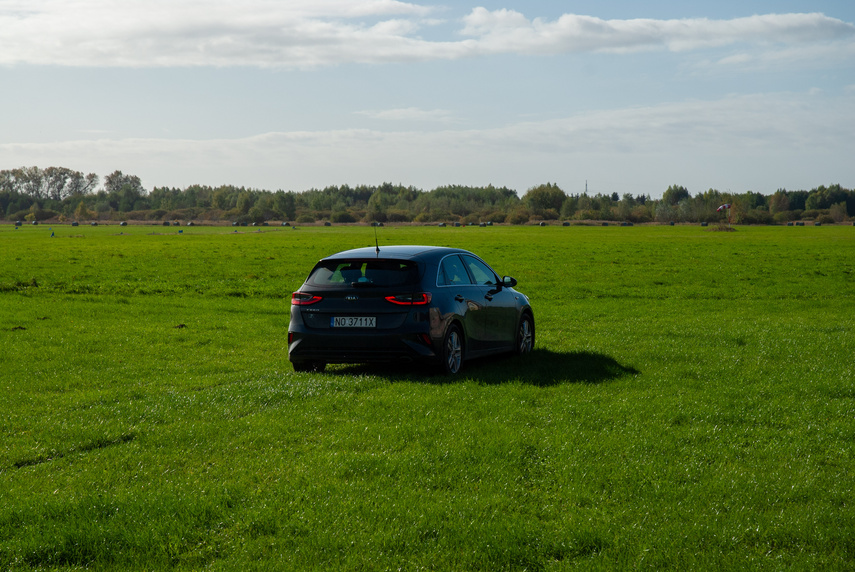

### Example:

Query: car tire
xmin=292 ymin=360 xmax=326 ymax=373
xmin=515 ymin=313 xmax=534 ymax=355
xmin=440 ymin=324 xmax=463 ymax=375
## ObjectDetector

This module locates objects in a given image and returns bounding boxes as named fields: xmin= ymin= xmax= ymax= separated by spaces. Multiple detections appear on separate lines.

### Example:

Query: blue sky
xmin=2 ymin=0 xmax=854 ymax=198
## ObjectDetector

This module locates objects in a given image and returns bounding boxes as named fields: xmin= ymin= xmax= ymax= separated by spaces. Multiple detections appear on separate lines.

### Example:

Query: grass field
xmin=1 ymin=223 xmax=854 ymax=570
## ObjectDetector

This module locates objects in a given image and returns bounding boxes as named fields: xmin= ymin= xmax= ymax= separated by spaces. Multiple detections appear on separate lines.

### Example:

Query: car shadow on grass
xmin=334 ymin=349 xmax=639 ymax=386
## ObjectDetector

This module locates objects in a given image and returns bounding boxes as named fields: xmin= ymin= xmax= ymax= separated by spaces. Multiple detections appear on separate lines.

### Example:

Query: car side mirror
xmin=502 ymin=276 xmax=517 ymax=288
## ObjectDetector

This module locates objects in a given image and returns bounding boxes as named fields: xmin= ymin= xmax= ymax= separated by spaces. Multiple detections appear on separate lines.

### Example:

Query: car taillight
xmin=291 ymin=292 xmax=323 ymax=305
xmin=384 ymin=293 xmax=432 ymax=305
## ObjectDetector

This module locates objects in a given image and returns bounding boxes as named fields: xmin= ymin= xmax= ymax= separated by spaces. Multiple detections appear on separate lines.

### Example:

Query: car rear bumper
xmin=288 ymin=331 xmax=437 ymax=364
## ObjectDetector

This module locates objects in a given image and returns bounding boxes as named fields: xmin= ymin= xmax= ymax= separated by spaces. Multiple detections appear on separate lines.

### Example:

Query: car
xmin=288 ymin=245 xmax=534 ymax=374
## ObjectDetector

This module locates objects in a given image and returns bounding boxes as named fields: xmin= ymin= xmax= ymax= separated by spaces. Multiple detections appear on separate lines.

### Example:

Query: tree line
xmin=2 ymin=166 xmax=853 ymax=225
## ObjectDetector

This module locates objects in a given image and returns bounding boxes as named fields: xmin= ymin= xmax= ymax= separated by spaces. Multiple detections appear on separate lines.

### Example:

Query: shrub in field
xmin=830 ymin=201 xmax=848 ymax=223
xmin=507 ymin=206 xmax=531 ymax=225
xmin=296 ymin=214 xmax=315 ymax=223
xmin=774 ymin=211 xmax=797 ymax=223
xmin=386 ymin=209 xmax=411 ymax=223
xmin=741 ymin=208 xmax=773 ymax=225
xmin=331 ymin=211 xmax=356 ymax=223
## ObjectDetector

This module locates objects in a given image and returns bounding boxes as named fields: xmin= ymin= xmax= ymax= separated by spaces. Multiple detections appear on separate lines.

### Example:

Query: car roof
xmin=323 ymin=245 xmax=471 ymax=261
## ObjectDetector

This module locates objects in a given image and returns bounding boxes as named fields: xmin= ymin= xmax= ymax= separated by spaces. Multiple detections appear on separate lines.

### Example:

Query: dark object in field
xmin=11 ymin=326 xmax=26 ymax=331
xmin=288 ymin=245 xmax=534 ymax=375
xmin=174 ymin=324 xmax=187 ymax=329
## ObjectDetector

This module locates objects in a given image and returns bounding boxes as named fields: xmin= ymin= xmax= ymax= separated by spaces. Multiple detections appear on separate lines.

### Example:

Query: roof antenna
xmin=373 ymin=222 xmax=380 ymax=256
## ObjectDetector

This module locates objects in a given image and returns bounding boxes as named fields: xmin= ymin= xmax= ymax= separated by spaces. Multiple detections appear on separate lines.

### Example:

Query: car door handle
xmin=455 ymin=295 xmax=465 ymax=302
xmin=484 ymin=294 xmax=493 ymax=301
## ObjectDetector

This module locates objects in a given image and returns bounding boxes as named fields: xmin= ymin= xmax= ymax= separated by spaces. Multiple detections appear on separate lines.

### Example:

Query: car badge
xmin=345 ymin=295 xmax=359 ymax=301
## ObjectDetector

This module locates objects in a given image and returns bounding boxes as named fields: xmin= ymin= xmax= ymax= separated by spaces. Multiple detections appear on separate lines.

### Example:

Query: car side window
xmin=438 ymin=255 xmax=473 ymax=286
xmin=462 ymin=255 xmax=497 ymax=286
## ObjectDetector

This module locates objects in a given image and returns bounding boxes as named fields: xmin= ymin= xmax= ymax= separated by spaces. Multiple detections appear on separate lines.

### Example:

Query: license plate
xmin=331 ymin=316 xmax=376 ymax=328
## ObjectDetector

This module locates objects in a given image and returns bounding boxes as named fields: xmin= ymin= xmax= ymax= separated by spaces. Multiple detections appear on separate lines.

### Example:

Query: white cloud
xmin=356 ymin=107 xmax=455 ymax=122
xmin=460 ymin=9 xmax=855 ymax=55
xmin=1 ymin=2 xmax=852 ymax=68
xmin=3 ymin=91 xmax=851 ymax=194
xmin=711 ymin=40 xmax=855 ymax=71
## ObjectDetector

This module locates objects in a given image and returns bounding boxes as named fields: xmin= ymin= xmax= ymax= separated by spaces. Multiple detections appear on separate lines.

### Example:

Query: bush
xmin=296 ymin=214 xmax=316 ymax=223
xmin=741 ymin=208 xmax=773 ymax=225
xmin=386 ymin=209 xmax=411 ymax=223
xmin=507 ymin=207 xmax=531 ymax=225
xmin=774 ymin=211 xmax=797 ymax=223
xmin=331 ymin=211 xmax=356 ymax=223
xmin=166 ymin=208 xmax=202 ymax=221
xmin=35 ymin=209 xmax=59 ymax=221
xmin=817 ymin=214 xmax=835 ymax=225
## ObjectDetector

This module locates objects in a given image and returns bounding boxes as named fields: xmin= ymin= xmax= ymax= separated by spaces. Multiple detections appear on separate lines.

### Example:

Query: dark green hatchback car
xmin=288 ymin=245 xmax=534 ymax=374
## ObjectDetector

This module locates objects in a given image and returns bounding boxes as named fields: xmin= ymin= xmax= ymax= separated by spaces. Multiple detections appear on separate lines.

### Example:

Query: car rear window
xmin=306 ymin=259 xmax=420 ymax=288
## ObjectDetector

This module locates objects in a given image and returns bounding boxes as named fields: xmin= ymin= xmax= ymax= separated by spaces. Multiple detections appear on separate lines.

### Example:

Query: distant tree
xmin=273 ymin=191 xmax=297 ymax=221
xmin=507 ymin=206 xmax=531 ymax=225
xmin=830 ymin=202 xmax=848 ymax=223
xmin=104 ymin=171 xmax=144 ymax=196
xmin=104 ymin=171 xmax=146 ymax=212
xmin=523 ymin=183 xmax=566 ymax=214
xmin=768 ymin=191 xmax=790 ymax=214
xmin=655 ymin=201 xmax=676 ymax=223
xmin=44 ymin=167 xmax=98 ymax=200
xmin=74 ymin=200 xmax=93 ymax=221
xmin=662 ymin=185 xmax=690 ymax=206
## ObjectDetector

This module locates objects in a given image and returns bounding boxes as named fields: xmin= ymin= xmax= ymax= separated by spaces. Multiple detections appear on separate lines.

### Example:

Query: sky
xmin=1 ymin=0 xmax=854 ymax=198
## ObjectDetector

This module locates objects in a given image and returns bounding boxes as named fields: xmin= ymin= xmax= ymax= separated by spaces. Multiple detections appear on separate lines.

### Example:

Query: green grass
xmin=1 ymin=223 xmax=854 ymax=570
